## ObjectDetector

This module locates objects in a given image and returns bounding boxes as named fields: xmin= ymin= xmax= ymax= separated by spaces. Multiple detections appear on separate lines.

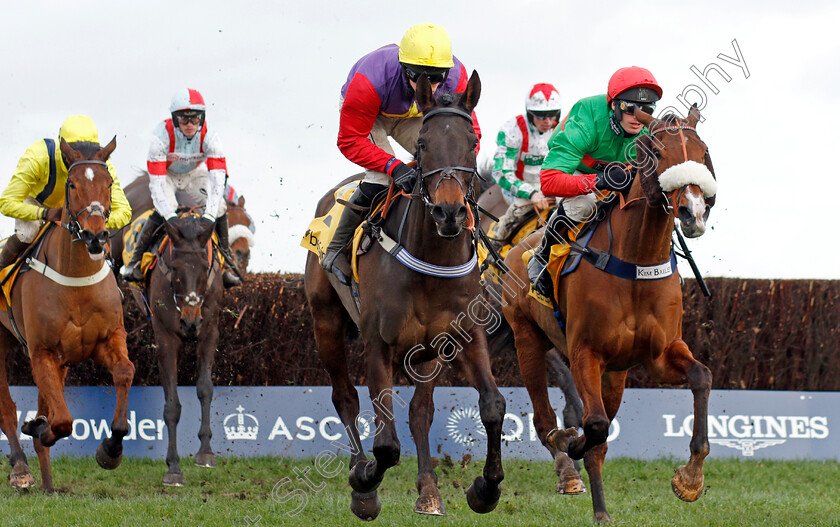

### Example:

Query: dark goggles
xmin=528 ymin=110 xmax=561 ymax=121
xmin=617 ymin=100 xmax=656 ymax=116
xmin=177 ymin=115 xmax=202 ymax=125
xmin=403 ymin=65 xmax=449 ymax=84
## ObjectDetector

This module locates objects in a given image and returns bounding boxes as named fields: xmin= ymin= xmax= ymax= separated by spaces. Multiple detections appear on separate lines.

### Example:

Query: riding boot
xmin=492 ymin=203 xmax=522 ymax=247
xmin=121 ymin=211 xmax=164 ymax=282
xmin=214 ymin=213 xmax=242 ymax=288
xmin=0 ymin=236 xmax=30 ymax=270
xmin=320 ymin=183 xmax=384 ymax=286
xmin=527 ymin=203 xmax=572 ymax=297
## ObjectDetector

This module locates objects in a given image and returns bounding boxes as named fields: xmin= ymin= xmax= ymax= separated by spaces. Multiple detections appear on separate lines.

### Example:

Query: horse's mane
xmin=68 ymin=141 xmax=102 ymax=159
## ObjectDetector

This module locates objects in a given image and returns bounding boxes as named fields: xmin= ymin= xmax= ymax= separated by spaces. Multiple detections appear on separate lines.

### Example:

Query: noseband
xmin=64 ymin=159 xmax=112 ymax=249
xmin=415 ymin=107 xmax=480 ymax=208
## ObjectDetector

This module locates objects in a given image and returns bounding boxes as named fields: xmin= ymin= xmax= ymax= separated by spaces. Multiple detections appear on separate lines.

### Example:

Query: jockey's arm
xmin=202 ymin=134 xmax=227 ymax=222
xmin=492 ymin=120 xmax=536 ymax=200
xmin=147 ymin=135 xmax=178 ymax=220
xmin=539 ymin=122 xmax=597 ymax=198
xmin=0 ymin=140 xmax=52 ymax=221
xmin=106 ymin=160 xmax=132 ymax=229
xmin=452 ymin=63 xmax=482 ymax=154
xmin=337 ymin=73 xmax=395 ymax=173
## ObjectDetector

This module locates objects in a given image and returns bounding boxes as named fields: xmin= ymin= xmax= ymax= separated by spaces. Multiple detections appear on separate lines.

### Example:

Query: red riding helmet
xmin=607 ymin=66 xmax=662 ymax=104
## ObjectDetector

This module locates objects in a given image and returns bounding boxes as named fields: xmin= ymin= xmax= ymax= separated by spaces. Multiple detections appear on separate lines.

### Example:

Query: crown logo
xmin=224 ymin=405 xmax=259 ymax=440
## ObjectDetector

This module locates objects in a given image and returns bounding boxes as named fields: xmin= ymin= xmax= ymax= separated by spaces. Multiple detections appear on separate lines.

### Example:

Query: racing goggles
xmin=177 ymin=115 xmax=202 ymax=125
xmin=403 ymin=65 xmax=449 ymax=84
xmin=528 ymin=110 xmax=561 ymax=121
xmin=617 ymin=100 xmax=656 ymax=116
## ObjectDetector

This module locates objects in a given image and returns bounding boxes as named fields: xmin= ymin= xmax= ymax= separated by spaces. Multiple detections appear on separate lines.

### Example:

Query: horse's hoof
xmin=547 ymin=427 xmax=578 ymax=451
xmin=414 ymin=492 xmax=446 ymax=516
xmin=194 ymin=452 xmax=216 ymax=468
xmin=350 ymin=490 xmax=381 ymax=521
xmin=163 ymin=472 xmax=186 ymax=487
xmin=348 ymin=461 xmax=379 ymax=494
xmin=95 ymin=443 xmax=123 ymax=470
xmin=465 ymin=476 xmax=501 ymax=514
xmin=671 ymin=464 xmax=704 ymax=502
xmin=594 ymin=511 xmax=612 ymax=524
xmin=21 ymin=415 xmax=48 ymax=437
xmin=8 ymin=466 xmax=35 ymax=489
xmin=553 ymin=452 xmax=585 ymax=494
xmin=556 ymin=474 xmax=586 ymax=495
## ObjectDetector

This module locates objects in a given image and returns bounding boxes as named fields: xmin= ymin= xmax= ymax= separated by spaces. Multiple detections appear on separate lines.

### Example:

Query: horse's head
xmin=59 ymin=137 xmax=117 ymax=259
xmin=633 ymin=105 xmax=717 ymax=238
xmin=413 ymin=71 xmax=481 ymax=238
xmin=226 ymin=196 xmax=254 ymax=272
xmin=163 ymin=214 xmax=216 ymax=339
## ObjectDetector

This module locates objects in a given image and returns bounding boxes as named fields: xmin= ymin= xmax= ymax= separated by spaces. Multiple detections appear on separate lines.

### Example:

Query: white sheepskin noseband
xmin=658 ymin=160 xmax=716 ymax=197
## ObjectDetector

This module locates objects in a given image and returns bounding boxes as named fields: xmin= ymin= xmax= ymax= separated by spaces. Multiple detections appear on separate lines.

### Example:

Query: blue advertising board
xmin=2 ymin=386 xmax=836 ymax=461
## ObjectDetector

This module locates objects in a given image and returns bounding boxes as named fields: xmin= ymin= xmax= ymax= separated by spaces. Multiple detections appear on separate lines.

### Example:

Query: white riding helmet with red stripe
xmin=170 ymin=88 xmax=206 ymax=113
xmin=525 ymin=83 xmax=562 ymax=112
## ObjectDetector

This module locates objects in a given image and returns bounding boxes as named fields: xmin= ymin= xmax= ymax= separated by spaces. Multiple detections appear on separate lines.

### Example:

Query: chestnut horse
xmin=225 ymin=194 xmax=254 ymax=273
xmin=0 ymin=138 xmax=134 ymax=490
xmin=305 ymin=72 xmax=505 ymax=520
xmin=111 ymin=189 xmax=222 ymax=486
xmin=502 ymin=107 xmax=716 ymax=523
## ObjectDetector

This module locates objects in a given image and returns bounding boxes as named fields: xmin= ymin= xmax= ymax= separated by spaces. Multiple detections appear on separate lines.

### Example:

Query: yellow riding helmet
xmin=398 ymin=23 xmax=454 ymax=68
xmin=59 ymin=115 xmax=99 ymax=144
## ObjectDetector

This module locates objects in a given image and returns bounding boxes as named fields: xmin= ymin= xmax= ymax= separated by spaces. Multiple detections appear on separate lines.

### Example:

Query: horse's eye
xmin=418 ymin=139 xmax=427 ymax=151
xmin=68 ymin=181 xmax=76 ymax=189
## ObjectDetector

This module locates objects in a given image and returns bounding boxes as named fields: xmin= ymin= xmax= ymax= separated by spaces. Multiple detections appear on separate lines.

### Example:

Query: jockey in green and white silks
xmin=491 ymin=83 xmax=561 ymax=242
xmin=528 ymin=66 xmax=663 ymax=296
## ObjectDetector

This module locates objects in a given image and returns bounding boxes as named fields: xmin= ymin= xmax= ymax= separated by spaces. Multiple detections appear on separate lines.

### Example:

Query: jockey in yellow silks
xmin=0 ymin=115 xmax=132 ymax=268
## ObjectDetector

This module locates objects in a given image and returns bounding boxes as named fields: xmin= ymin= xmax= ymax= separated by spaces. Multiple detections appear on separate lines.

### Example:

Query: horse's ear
xmin=164 ymin=218 xmax=181 ymax=241
xmin=59 ymin=138 xmax=83 ymax=165
xmin=237 ymin=196 xmax=245 ymax=207
xmin=459 ymin=70 xmax=481 ymax=114
xmin=687 ymin=103 xmax=702 ymax=128
xmin=415 ymin=74 xmax=435 ymax=113
xmin=96 ymin=136 xmax=117 ymax=162
xmin=198 ymin=219 xmax=215 ymax=246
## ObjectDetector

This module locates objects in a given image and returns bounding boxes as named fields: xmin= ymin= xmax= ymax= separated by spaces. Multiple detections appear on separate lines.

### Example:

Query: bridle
xmin=64 ymin=159 xmax=112 ymax=250
xmin=155 ymin=219 xmax=219 ymax=315
xmin=414 ymin=107 xmax=481 ymax=210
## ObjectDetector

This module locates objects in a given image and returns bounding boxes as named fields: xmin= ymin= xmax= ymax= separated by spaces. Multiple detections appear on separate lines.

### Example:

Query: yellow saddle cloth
xmin=0 ymin=224 xmax=53 ymax=312
xmin=301 ymin=182 xmax=380 ymax=284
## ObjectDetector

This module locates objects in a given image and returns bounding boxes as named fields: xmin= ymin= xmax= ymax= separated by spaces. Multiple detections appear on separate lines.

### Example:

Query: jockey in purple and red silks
xmin=321 ymin=23 xmax=482 ymax=284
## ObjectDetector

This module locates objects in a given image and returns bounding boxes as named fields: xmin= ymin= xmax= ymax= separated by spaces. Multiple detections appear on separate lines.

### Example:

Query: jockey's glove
xmin=42 ymin=207 xmax=63 ymax=222
xmin=391 ymin=162 xmax=418 ymax=194
xmin=594 ymin=164 xmax=635 ymax=193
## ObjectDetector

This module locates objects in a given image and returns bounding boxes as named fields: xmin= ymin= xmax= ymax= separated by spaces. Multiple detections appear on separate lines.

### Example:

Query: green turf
xmin=0 ymin=455 xmax=837 ymax=526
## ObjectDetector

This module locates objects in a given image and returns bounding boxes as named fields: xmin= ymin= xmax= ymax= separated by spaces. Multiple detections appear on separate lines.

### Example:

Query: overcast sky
xmin=1 ymin=1 xmax=838 ymax=279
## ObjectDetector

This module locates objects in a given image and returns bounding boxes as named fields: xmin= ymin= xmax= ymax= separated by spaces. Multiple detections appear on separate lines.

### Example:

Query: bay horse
xmin=111 ymin=196 xmax=222 ymax=486
xmin=0 ymin=138 xmax=134 ymax=490
xmin=502 ymin=106 xmax=716 ymax=523
xmin=304 ymin=72 xmax=505 ymax=519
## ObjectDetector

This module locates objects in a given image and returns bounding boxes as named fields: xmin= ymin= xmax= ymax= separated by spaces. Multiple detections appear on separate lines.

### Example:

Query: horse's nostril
xmin=431 ymin=206 xmax=447 ymax=222
xmin=456 ymin=205 xmax=468 ymax=220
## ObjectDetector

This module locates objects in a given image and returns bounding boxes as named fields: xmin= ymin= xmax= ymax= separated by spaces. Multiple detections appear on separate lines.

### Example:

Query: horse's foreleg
xmin=26 ymin=350 xmax=72 ymax=447
xmin=31 ymin=393 xmax=53 ymax=491
xmin=409 ymin=368 xmax=444 ymax=516
xmin=154 ymin=328 xmax=185 ymax=487
xmin=545 ymin=349 xmax=584 ymax=430
xmin=566 ymin=348 xmax=609 ymax=460
xmin=0 ymin=329 xmax=33 ymax=488
xmin=454 ymin=330 xmax=505 ymax=514
xmin=648 ymin=337 xmax=711 ymax=502
xmin=584 ymin=370 xmax=627 ymax=524
xmin=93 ymin=328 xmax=135 ymax=470
xmin=308 ymin=292 xmax=374 ymax=519
xmin=512 ymin=320 xmax=582 ymax=494
xmin=194 ymin=325 xmax=219 ymax=469
xmin=348 ymin=339 xmax=399 ymax=499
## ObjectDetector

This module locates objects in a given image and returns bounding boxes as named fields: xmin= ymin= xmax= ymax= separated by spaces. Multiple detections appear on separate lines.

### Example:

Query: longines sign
xmin=2 ymin=387 xmax=836 ymax=460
